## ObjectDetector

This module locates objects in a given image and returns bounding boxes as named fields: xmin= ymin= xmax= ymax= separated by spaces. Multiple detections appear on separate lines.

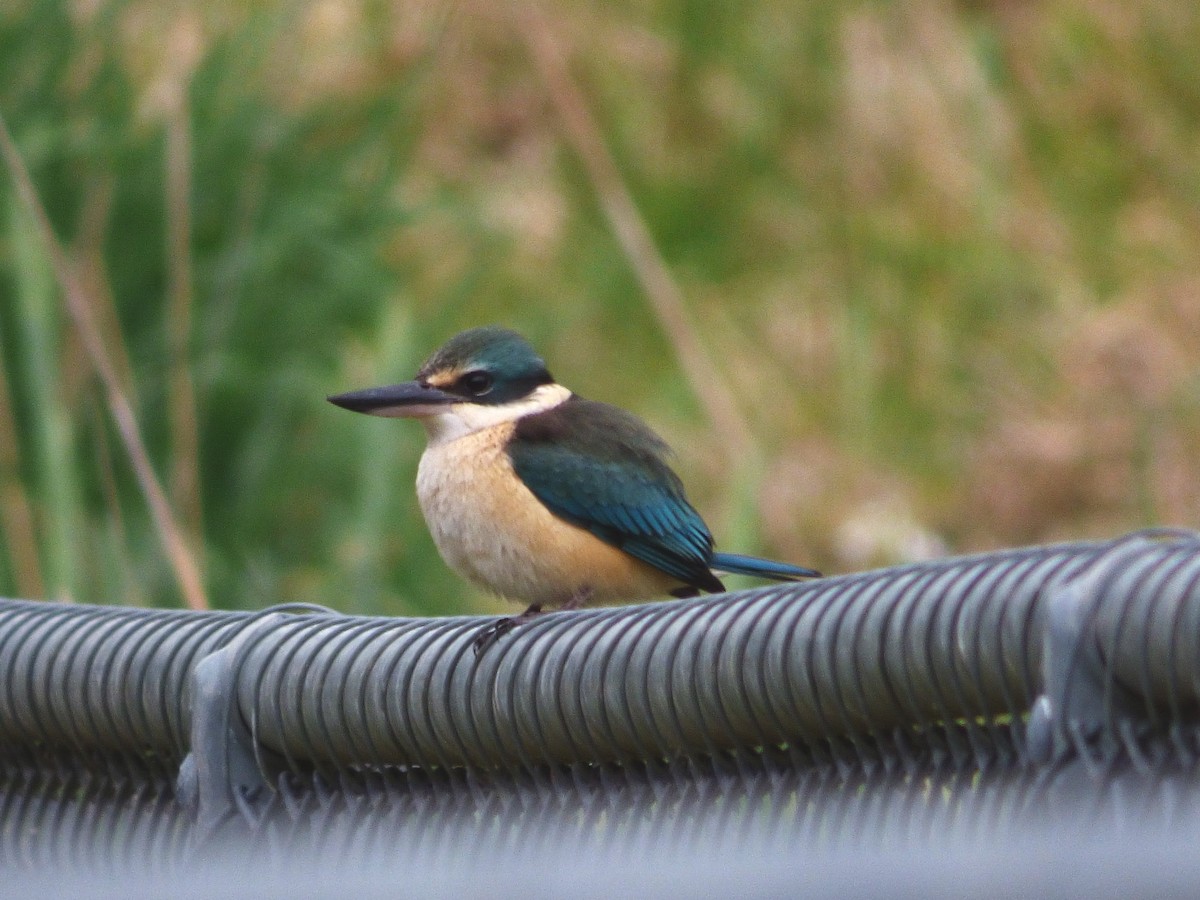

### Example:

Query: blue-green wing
xmin=509 ymin=398 xmax=722 ymax=592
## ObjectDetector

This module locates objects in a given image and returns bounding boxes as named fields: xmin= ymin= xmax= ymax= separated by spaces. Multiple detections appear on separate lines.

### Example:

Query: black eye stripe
xmin=459 ymin=371 xmax=494 ymax=395
xmin=443 ymin=366 xmax=553 ymax=403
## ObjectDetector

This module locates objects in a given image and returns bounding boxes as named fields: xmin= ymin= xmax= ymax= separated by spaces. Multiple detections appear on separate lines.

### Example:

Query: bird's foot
xmin=470 ymin=588 xmax=595 ymax=656
xmin=472 ymin=603 xmax=543 ymax=656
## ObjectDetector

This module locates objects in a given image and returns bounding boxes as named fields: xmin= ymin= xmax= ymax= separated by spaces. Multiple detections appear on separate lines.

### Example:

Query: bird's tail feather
xmin=711 ymin=552 xmax=820 ymax=581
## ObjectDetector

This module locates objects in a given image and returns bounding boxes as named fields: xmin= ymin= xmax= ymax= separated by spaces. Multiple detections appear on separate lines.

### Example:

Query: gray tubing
xmin=0 ymin=531 xmax=1197 ymax=771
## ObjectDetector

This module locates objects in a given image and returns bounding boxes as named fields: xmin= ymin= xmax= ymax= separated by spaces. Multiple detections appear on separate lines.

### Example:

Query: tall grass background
xmin=0 ymin=0 xmax=1197 ymax=615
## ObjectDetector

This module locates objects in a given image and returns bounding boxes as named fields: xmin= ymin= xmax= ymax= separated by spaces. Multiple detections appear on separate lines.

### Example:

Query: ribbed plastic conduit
xmin=0 ymin=533 xmax=1197 ymax=770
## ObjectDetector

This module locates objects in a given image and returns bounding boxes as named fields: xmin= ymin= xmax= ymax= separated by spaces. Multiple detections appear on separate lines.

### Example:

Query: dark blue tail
xmin=711 ymin=552 xmax=820 ymax=581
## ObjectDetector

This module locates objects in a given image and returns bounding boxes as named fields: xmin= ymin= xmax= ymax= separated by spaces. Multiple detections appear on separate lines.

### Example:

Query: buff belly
xmin=415 ymin=423 xmax=682 ymax=607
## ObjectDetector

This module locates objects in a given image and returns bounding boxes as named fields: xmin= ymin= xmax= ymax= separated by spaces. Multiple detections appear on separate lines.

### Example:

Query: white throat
xmin=421 ymin=382 xmax=571 ymax=446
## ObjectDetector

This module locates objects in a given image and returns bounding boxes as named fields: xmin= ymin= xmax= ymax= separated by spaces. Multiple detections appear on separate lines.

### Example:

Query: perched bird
xmin=328 ymin=326 xmax=818 ymax=652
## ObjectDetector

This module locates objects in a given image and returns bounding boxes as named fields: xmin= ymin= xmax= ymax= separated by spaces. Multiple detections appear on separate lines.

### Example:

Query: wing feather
xmin=510 ymin=397 xmax=723 ymax=592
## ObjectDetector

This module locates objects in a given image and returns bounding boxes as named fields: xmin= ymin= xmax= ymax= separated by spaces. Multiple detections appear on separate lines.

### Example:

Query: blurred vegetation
xmin=0 ymin=0 xmax=1198 ymax=615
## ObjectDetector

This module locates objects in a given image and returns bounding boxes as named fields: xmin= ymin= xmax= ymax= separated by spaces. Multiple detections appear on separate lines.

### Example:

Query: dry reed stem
xmin=0 ymin=339 xmax=45 ymax=599
xmin=165 ymin=87 xmax=205 ymax=574
xmin=0 ymin=113 xmax=209 ymax=610
xmin=88 ymin=400 xmax=143 ymax=607
xmin=514 ymin=2 xmax=756 ymax=466
xmin=76 ymin=179 xmax=142 ymax=409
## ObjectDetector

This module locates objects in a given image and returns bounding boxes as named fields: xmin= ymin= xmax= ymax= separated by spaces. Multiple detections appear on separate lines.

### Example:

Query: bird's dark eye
xmin=460 ymin=370 xmax=494 ymax=396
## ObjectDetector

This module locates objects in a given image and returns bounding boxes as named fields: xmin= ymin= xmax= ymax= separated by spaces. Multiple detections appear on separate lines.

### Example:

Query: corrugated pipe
xmin=1 ymin=531 xmax=1198 ymax=778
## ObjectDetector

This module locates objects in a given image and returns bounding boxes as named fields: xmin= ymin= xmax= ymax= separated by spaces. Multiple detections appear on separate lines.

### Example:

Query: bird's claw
xmin=472 ymin=602 xmax=544 ymax=657
xmin=472 ymin=617 xmax=519 ymax=656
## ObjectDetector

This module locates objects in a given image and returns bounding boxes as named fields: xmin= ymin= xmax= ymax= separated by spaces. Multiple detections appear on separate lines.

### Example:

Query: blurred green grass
xmin=1 ymin=0 xmax=1198 ymax=614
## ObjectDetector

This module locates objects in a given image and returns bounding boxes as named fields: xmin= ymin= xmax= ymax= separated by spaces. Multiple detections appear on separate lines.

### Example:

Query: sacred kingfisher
xmin=328 ymin=326 xmax=819 ymax=652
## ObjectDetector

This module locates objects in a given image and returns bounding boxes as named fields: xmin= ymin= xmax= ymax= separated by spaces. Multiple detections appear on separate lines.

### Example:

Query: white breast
xmin=416 ymin=424 xmax=530 ymax=597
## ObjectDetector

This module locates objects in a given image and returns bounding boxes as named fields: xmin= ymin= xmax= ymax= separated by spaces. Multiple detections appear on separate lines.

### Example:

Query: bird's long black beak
xmin=327 ymin=381 xmax=458 ymax=418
